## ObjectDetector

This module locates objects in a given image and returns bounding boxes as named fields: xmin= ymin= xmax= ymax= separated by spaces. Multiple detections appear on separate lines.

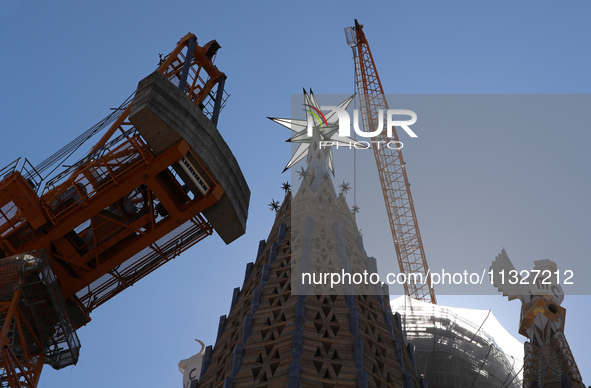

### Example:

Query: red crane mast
xmin=345 ymin=20 xmax=436 ymax=304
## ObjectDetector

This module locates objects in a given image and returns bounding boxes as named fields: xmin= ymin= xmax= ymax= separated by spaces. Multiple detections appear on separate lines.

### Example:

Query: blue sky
xmin=1 ymin=1 xmax=590 ymax=386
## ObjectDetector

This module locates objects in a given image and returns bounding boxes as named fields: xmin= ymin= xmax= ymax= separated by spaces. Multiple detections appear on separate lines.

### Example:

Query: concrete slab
xmin=129 ymin=72 xmax=249 ymax=244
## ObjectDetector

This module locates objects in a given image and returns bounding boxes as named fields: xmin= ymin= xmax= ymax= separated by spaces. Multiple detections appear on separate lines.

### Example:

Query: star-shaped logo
xmin=269 ymin=89 xmax=354 ymax=174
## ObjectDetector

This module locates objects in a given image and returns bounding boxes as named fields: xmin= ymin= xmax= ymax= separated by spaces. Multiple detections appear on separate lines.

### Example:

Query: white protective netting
xmin=391 ymin=296 xmax=523 ymax=387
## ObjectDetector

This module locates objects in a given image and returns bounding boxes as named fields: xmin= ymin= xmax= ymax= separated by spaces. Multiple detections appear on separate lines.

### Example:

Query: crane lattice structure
xmin=0 ymin=33 xmax=249 ymax=387
xmin=345 ymin=20 xmax=436 ymax=304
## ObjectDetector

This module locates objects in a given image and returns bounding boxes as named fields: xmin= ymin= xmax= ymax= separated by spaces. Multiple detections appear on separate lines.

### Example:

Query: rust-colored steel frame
xmin=0 ymin=289 xmax=46 ymax=388
xmin=0 ymin=136 xmax=223 ymax=305
xmin=0 ymin=32 xmax=226 ymax=316
xmin=75 ymin=214 xmax=212 ymax=312
xmin=350 ymin=20 xmax=436 ymax=304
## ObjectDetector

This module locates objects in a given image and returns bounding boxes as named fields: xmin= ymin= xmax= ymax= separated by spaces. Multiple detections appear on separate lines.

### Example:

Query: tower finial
xmin=268 ymin=90 xmax=355 ymax=175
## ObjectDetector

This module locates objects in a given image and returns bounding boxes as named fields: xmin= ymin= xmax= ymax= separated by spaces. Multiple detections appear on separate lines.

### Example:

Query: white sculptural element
xmin=178 ymin=339 xmax=206 ymax=388
xmin=489 ymin=248 xmax=564 ymax=306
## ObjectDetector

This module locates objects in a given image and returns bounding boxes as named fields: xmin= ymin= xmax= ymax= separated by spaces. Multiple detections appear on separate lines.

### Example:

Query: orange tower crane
xmin=345 ymin=20 xmax=436 ymax=304
xmin=0 ymin=33 xmax=249 ymax=387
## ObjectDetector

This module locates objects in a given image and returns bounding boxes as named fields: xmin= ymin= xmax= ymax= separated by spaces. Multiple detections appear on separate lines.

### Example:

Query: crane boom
xmin=345 ymin=20 xmax=436 ymax=304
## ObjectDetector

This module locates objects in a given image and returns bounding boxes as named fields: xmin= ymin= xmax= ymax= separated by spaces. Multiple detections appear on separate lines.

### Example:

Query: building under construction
xmin=391 ymin=296 xmax=523 ymax=387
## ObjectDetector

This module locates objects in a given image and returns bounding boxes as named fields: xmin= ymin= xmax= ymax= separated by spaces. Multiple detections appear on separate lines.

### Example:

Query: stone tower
xmin=197 ymin=96 xmax=424 ymax=388
xmin=491 ymin=250 xmax=586 ymax=387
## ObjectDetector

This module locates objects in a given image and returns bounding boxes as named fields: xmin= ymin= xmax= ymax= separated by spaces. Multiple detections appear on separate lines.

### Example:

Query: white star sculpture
xmin=268 ymin=89 xmax=355 ymax=174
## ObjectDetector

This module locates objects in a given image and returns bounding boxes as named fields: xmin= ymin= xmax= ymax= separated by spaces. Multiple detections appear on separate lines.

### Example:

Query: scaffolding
xmin=0 ymin=250 xmax=80 ymax=387
xmin=391 ymin=296 xmax=522 ymax=388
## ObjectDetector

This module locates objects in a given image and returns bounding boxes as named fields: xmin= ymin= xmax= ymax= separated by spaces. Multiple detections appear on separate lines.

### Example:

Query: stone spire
xmin=197 ymin=90 xmax=425 ymax=387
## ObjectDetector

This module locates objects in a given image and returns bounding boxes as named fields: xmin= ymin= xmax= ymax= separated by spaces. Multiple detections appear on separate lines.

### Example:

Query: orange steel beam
xmin=75 ymin=215 xmax=212 ymax=312
xmin=0 ymin=290 xmax=46 ymax=388
xmin=347 ymin=20 xmax=436 ymax=304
